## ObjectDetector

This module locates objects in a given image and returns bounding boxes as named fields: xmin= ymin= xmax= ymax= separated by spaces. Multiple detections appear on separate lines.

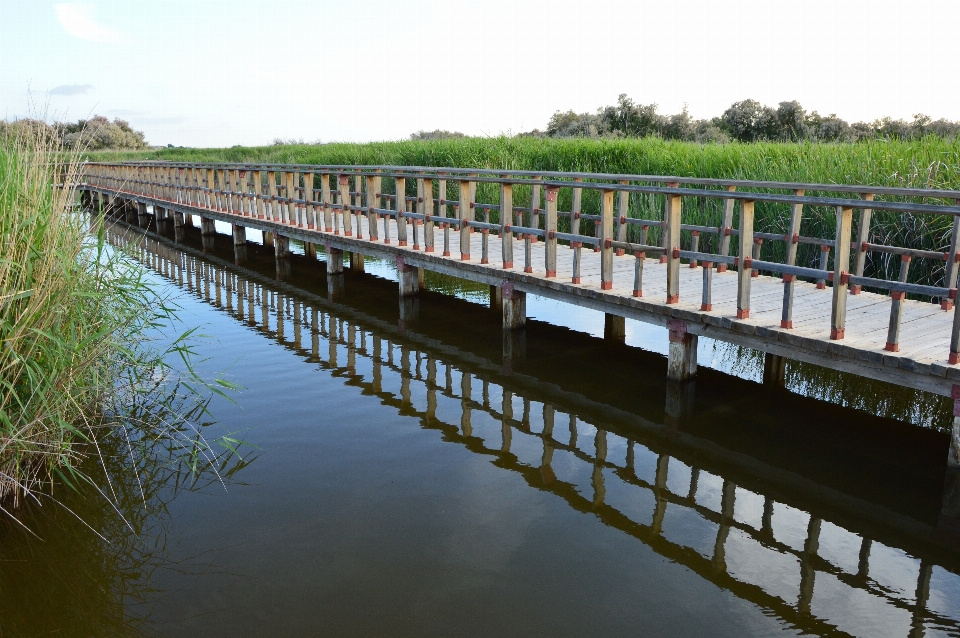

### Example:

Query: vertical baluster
xmin=689 ymin=230 xmax=700 ymax=268
xmin=423 ymin=177 xmax=434 ymax=251
xmin=545 ymin=186 xmax=558 ymax=277
xmin=633 ymin=251 xmax=644 ymax=297
xmin=737 ymin=200 xmax=755 ymax=319
xmin=304 ymin=172 xmax=315 ymax=228
xmin=944 ymin=205 xmax=960 ymax=310
xmin=321 ymin=173 xmax=332 ymax=231
xmin=530 ymin=177 xmax=541 ymax=243
xmin=665 ymin=189 xmax=682 ymax=303
xmin=885 ymin=255 xmax=912 ymax=352
xmin=339 ymin=175 xmax=352 ymax=236
xmin=501 ymin=183 xmax=514 ymax=269
xmin=395 ymin=176 xmax=407 ymax=245
xmin=572 ymin=243 xmax=582 ymax=284
xmin=702 ymin=259 xmax=713 ymax=311
xmin=781 ymin=191 xmax=804 ymax=328
xmin=571 ymin=178 xmax=582 ymax=237
xmin=366 ymin=174 xmax=379 ymax=242
xmin=751 ymin=238 xmax=763 ymax=277
xmin=267 ymin=171 xmax=277 ymax=220
xmin=600 ymin=189 xmax=614 ymax=290
xmin=459 ymin=178 xmax=473 ymax=260
xmin=850 ymin=193 xmax=874 ymax=294
xmin=816 ymin=245 xmax=830 ymax=289
xmin=616 ymin=181 xmax=629 ymax=255
xmin=353 ymin=174 xmax=363 ymax=238
xmin=414 ymin=178 xmax=423 ymax=250
xmin=830 ymin=206 xmax=854 ymax=340
xmin=717 ymin=185 xmax=737 ymax=272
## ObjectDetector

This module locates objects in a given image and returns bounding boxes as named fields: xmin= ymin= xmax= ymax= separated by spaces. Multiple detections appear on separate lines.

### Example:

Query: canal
xmin=1 ymin=216 xmax=959 ymax=637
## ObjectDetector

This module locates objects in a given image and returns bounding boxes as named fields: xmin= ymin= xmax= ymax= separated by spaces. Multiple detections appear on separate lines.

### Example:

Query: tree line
xmin=534 ymin=95 xmax=960 ymax=143
xmin=0 ymin=115 xmax=148 ymax=150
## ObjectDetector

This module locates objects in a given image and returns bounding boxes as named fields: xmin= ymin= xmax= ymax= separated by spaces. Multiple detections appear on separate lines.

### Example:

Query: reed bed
xmin=0 ymin=127 xmax=239 ymax=511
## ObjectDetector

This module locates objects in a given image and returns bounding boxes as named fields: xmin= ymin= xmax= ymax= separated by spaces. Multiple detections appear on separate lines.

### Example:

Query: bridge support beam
xmin=604 ymin=313 xmax=625 ymax=343
xmin=397 ymin=255 xmax=419 ymax=297
xmin=326 ymin=245 xmax=343 ymax=275
xmin=502 ymin=282 xmax=526 ymax=330
xmin=667 ymin=320 xmax=697 ymax=382
xmin=350 ymin=251 xmax=365 ymax=272
xmin=763 ymin=353 xmax=787 ymax=388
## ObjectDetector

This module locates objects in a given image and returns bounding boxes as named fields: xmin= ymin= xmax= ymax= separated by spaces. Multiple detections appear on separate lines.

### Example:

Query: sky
xmin=2 ymin=0 xmax=959 ymax=147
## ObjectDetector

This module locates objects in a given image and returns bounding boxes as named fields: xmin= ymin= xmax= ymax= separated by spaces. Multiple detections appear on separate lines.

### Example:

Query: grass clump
xmin=0 ymin=125 xmax=239 ymax=511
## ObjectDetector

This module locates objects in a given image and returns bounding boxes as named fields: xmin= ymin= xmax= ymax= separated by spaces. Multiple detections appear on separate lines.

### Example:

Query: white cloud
xmin=54 ymin=3 xmax=128 ymax=44
xmin=48 ymin=84 xmax=94 ymax=96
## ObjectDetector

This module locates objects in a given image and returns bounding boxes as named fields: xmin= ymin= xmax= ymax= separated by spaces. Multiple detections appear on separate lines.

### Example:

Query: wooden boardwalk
xmin=77 ymin=163 xmax=960 ymax=401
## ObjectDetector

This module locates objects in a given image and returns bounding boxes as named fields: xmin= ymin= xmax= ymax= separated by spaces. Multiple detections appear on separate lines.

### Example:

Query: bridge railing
xmin=82 ymin=162 xmax=960 ymax=363
xmin=102 ymin=220 xmax=960 ymax=637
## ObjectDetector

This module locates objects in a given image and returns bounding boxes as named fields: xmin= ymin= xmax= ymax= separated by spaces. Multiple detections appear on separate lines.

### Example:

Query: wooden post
xmin=321 ymin=174 xmax=332 ymax=231
xmin=667 ymin=319 xmax=697 ymax=381
xmin=366 ymin=174 xmax=379 ymax=242
xmin=397 ymin=255 xmax=419 ymax=297
xmin=304 ymin=172 xmax=315 ymax=228
xmin=885 ymin=256 xmax=912 ymax=351
xmin=736 ymin=200 xmax=755 ymax=319
xmin=600 ymin=189 xmax=614 ymax=290
xmin=717 ymin=186 xmax=736 ymax=272
xmin=502 ymin=281 xmax=525 ymax=329
xmin=944 ymin=207 xmax=960 ymax=310
xmin=763 ymin=353 xmax=787 ymax=387
xmin=571 ymin=178 xmax=582 ymax=237
xmin=339 ymin=175 xmax=352 ymax=236
xmin=423 ymin=178 xmax=434 ymax=251
xmin=396 ymin=176 xmax=407 ymax=245
xmin=545 ymin=186 xmax=558 ymax=277
xmin=530 ymin=177 xmax=541 ymax=243
xmin=850 ymin=193 xmax=874 ymax=294
xmin=616 ymin=181 xmax=629 ymax=255
xmin=665 ymin=190 xmax=682 ymax=303
xmin=501 ymin=183 xmax=513 ymax=268
xmin=326 ymin=242 xmax=343 ymax=274
xmin=831 ymin=206 xmax=854 ymax=340
xmin=459 ymin=179 xmax=473 ymax=260
xmin=267 ymin=171 xmax=277 ymax=221
xmin=781 ymin=191 xmax=804 ymax=328
xmin=604 ymin=314 xmax=625 ymax=343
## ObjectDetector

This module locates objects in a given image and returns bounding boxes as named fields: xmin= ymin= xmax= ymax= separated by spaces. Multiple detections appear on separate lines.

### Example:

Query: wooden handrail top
xmin=87 ymin=160 xmax=960 ymax=201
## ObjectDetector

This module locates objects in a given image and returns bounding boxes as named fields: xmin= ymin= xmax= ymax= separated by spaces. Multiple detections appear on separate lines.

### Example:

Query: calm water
xmin=2 ymin=217 xmax=960 ymax=637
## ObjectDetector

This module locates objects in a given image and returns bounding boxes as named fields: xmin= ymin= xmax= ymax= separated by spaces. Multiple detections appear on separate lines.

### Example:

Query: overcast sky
xmin=2 ymin=0 xmax=959 ymax=147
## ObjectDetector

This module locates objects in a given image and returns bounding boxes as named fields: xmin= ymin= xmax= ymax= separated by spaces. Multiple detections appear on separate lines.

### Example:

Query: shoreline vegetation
xmin=0 ymin=125 xmax=240 ymax=514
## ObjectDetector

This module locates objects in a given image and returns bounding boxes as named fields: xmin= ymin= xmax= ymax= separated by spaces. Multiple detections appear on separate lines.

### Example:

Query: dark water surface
xmin=2 ymin=218 xmax=960 ymax=637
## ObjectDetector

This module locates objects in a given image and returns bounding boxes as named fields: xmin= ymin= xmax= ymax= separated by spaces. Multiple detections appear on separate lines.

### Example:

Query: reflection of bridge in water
xmin=106 ymin=218 xmax=960 ymax=638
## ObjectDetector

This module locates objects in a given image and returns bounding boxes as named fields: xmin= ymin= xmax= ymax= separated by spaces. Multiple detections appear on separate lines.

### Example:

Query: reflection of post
xmin=426 ymin=359 xmax=437 ymax=423
xmin=309 ymin=308 xmax=318 ymax=361
xmin=651 ymin=454 xmax=669 ymax=535
xmin=247 ymin=281 xmax=255 ymax=325
xmin=541 ymin=404 xmax=556 ymax=483
xmin=569 ymin=414 xmax=578 ymax=448
xmin=328 ymin=317 xmax=338 ymax=367
xmin=626 ymin=441 xmax=635 ymax=476
xmin=687 ymin=468 xmax=700 ymax=501
xmin=347 ymin=323 xmax=355 ymax=372
xmin=712 ymin=480 xmax=736 ymax=575
xmin=225 ymin=271 xmax=233 ymax=311
xmin=761 ymin=496 xmax=774 ymax=539
xmin=798 ymin=516 xmax=822 ymax=616
xmin=399 ymin=297 xmax=419 ymax=333
xmin=400 ymin=347 xmax=411 ymax=405
xmin=664 ymin=379 xmax=695 ymax=428
xmin=910 ymin=560 xmax=932 ymax=638
xmin=857 ymin=538 xmax=872 ymax=582
xmin=214 ymin=268 xmax=222 ymax=307
xmin=276 ymin=293 xmax=285 ymax=342
xmin=372 ymin=337 xmax=382 ymax=392
xmin=521 ymin=398 xmax=531 ymax=430
xmin=275 ymin=235 xmax=291 ymax=280
xmin=233 ymin=223 xmax=247 ymax=265
xmin=482 ymin=379 xmax=490 ymax=408
xmin=293 ymin=301 xmax=302 ymax=349
xmin=460 ymin=372 xmax=472 ymax=437
xmin=939 ymin=385 xmax=960 ymax=540
xmin=593 ymin=430 xmax=607 ymax=507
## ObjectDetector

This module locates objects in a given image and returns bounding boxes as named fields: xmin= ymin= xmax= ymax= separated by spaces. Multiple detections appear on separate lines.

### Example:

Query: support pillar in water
xmin=200 ymin=216 xmax=216 ymax=236
xmin=604 ymin=313 xmax=625 ymax=343
xmin=233 ymin=224 xmax=247 ymax=265
xmin=275 ymin=234 xmax=291 ymax=280
xmin=350 ymin=251 xmax=365 ymax=271
xmin=667 ymin=319 xmax=697 ymax=381
xmin=137 ymin=202 xmax=149 ymax=228
xmin=763 ymin=352 xmax=787 ymax=388
xmin=397 ymin=255 xmax=419 ymax=297
xmin=173 ymin=211 xmax=184 ymax=243
xmin=664 ymin=380 xmax=696 ymax=429
xmin=263 ymin=230 xmax=274 ymax=247
xmin=326 ymin=243 xmax=344 ymax=274
xmin=502 ymin=281 xmax=526 ymax=330
xmin=155 ymin=207 xmax=169 ymax=234
xmin=304 ymin=242 xmax=316 ymax=259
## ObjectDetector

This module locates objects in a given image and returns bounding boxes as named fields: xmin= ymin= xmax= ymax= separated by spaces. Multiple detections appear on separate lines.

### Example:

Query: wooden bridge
xmin=78 ymin=162 xmax=960 ymax=479
xmin=105 ymin=219 xmax=960 ymax=638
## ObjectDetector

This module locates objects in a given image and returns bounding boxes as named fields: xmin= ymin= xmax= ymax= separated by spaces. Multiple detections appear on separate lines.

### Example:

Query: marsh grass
xmin=1 ymin=124 xmax=242 ymax=513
